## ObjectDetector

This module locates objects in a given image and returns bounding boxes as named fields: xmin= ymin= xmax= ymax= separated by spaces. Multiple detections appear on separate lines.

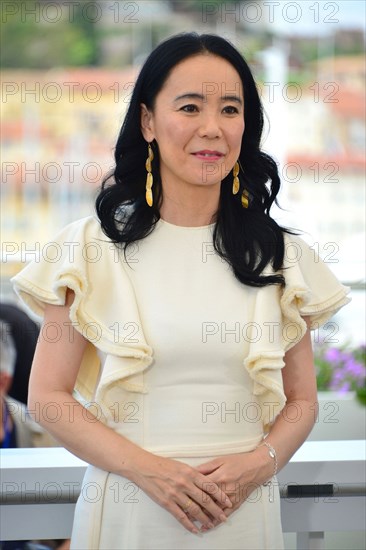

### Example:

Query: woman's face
xmin=141 ymin=54 xmax=245 ymax=192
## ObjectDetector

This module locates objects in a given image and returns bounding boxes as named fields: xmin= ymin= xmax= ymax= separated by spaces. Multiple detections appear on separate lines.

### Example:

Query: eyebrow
xmin=174 ymin=93 xmax=243 ymax=105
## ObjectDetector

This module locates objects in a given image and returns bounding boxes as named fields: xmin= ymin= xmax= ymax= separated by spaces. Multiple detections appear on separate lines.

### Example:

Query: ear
xmin=140 ymin=103 xmax=155 ymax=142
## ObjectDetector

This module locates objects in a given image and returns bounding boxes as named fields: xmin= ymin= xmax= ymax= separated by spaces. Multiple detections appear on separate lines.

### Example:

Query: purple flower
xmin=324 ymin=348 xmax=343 ymax=363
xmin=332 ymin=370 xmax=344 ymax=383
xmin=338 ymin=381 xmax=352 ymax=394
xmin=315 ymin=342 xmax=366 ymax=397
xmin=345 ymin=358 xmax=365 ymax=377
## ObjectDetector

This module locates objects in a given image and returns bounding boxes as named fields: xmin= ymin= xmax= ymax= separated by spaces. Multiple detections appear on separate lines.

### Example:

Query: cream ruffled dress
xmin=11 ymin=216 xmax=350 ymax=550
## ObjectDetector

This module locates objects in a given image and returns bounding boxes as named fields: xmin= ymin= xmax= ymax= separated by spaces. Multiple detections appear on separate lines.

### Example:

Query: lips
xmin=192 ymin=150 xmax=225 ymax=160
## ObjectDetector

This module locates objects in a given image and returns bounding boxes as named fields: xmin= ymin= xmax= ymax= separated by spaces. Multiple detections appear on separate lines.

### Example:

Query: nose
xmin=197 ymin=112 xmax=222 ymax=139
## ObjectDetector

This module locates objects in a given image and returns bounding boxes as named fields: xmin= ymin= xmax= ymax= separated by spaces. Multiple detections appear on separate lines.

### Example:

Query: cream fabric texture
xmin=11 ymin=215 xmax=350 ymax=549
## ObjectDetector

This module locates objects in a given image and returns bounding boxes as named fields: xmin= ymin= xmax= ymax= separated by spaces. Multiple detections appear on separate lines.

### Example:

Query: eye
xmin=223 ymin=105 xmax=240 ymax=114
xmin=180 ymin=104 xmax=199 ymax=113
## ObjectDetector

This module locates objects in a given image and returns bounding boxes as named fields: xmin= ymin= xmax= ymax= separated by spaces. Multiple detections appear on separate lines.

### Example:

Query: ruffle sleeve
xmin=280 ymin=234 xmax=351 ymax=350
xmin=244 ymin=233 xmax=351 ymax=431
xmin=11 ymin=216 xmax=153 ymax=408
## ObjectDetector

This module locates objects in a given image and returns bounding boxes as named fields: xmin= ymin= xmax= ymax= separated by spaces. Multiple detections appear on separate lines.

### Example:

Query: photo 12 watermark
xmin=1 ymin=1 xmax=140 ymax=24
xmin=1 ymin=80 xmax=135 ymax=104
xmin=201 ymin=2 xmax=340 ymax=25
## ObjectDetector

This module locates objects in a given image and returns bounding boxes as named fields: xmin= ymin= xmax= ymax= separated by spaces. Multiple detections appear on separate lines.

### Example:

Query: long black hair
xmin=96 ymin=32 xmax=290 ymax=287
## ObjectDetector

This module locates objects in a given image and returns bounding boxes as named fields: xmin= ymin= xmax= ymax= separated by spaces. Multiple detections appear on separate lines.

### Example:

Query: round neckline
xmin=157 ymin=218 xmax=216 ymax=230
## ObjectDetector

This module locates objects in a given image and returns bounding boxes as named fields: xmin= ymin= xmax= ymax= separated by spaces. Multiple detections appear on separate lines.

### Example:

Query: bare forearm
xmin=261 ymin=398 xmax=318 ymax=472
xmin=29 ymin=390 xmax=149 ymax=479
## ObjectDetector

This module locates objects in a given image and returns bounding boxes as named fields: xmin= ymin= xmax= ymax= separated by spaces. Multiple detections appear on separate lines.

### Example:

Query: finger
xmin=195 ymin=459 xmax=220 ymax=474
xmin=169 ymin=502 xmax=201 ymax=534
xmin=189 ymin=487 xmax=230 ymax=525
xmin=223 ymin=502 xmax=241 ymax=520
xmin=195 ymin=465 xmax=216 ymax=475
xmin=179 ymin=498 xmax=215 ymax=530
xmin=197 ymin=477 xmax=233 ymax=509
xmin=210 ymin=502 xmax=240 ymax=527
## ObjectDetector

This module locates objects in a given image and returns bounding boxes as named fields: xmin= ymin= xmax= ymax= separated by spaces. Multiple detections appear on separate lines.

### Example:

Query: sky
xmin=267 ymin=0 xmax=366 ymax=36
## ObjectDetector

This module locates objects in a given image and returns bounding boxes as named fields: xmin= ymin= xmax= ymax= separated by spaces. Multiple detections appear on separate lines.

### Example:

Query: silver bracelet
xmin=260 ymin=441 xmax=278 ymax=484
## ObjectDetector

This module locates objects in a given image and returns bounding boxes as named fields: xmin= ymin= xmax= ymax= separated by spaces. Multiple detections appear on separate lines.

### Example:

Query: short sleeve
xmin=280 ymin=234 xmax=351 ymax=350
xmin=11 ymin=216 xmax=153 ymax=405
xmin=12 ymin=217 xmax=91 ymax=319
xmin=243 ymin=233 xmax=351 ymax=431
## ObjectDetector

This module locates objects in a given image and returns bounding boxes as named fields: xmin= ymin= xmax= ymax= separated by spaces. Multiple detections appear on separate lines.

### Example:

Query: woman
xmin=12 ymin=33 xmax=350 ymax=549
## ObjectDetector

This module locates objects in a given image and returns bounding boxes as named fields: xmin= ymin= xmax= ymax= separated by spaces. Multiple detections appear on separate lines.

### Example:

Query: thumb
xmin=196 ymin=459 xmax=220 ymax=475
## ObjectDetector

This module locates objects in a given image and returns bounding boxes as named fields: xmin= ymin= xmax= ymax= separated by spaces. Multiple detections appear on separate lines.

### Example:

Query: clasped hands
xmin=195 ymin=450 xmax=272 ymax=532
xmin=132 ymin=449 xmax=272 ymax=535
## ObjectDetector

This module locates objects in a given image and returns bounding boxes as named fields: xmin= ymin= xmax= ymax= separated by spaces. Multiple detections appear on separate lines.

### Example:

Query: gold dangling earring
xmin=233 ymin=161 xmax=249 ymax=207
xmin=145 ymin=143 xmax=154 ymax=207
xmin=241 ymin=189 xmax=249 ymax=208
xmin=232 ymin=162 xmax=240 ymax=195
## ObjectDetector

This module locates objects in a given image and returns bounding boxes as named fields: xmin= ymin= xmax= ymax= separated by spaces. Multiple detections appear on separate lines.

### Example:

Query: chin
xmin=194 ymin=180 xmax=221 ymax=188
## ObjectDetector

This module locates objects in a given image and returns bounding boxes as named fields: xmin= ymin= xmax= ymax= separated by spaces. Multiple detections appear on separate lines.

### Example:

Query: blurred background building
xmin=1 ymin=0 xmax=365 ymax=342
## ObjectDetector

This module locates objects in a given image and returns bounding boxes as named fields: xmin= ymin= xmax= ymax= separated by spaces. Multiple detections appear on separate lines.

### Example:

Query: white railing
xmin=1 ymin=440 xmax=365 ymax=550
